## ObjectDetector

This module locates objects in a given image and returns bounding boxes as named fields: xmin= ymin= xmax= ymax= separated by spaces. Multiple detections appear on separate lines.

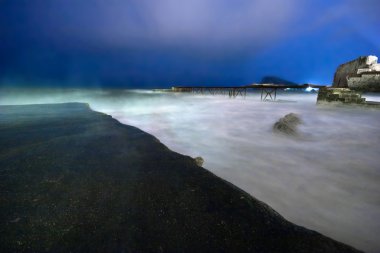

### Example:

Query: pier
xmin=172 ymin=84 xmax=327 ymax=101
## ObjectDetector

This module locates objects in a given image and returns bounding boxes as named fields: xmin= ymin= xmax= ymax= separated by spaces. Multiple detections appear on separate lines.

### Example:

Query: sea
xmin=1 ymin=87 xmax=380 ymax=253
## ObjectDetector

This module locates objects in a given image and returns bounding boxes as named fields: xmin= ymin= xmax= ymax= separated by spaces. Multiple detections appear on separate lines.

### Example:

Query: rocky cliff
xmin=0 ymin=103 xmax=363 ymax=253
xmin=333 ymin=56 xmax=380 ymax=91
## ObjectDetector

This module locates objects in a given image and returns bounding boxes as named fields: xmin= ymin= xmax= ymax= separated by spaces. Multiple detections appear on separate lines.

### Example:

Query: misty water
xmin=1 ymin=88 xmax=380 ymax=253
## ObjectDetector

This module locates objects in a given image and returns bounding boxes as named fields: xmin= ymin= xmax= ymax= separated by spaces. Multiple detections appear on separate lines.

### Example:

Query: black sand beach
xmin=0 ymin=103 xmax=363 ymax=252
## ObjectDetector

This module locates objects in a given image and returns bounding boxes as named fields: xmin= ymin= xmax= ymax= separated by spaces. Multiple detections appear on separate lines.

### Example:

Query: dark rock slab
xmin=0 ymin=103 xmax=363 ymax=253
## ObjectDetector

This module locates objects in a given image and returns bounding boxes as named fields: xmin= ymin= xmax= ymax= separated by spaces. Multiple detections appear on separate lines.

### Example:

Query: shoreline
xmin=0 ymin=102 xmax=363 ymax=252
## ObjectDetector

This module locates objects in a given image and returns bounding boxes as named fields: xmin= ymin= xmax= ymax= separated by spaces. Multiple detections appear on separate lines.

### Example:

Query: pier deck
xmin=172 ymin=84 xmax=327 ymax=101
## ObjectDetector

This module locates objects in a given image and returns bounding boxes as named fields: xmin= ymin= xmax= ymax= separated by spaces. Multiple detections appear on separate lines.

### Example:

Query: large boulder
xmin=273 ymin=113 xmax=302 ymax=136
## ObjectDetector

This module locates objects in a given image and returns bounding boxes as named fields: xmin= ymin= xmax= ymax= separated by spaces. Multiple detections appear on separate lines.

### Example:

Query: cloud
xmin=14 ymin=0 xmax=304 ymax=53
xmin=131 ymin=0 xmax=302 ymax=46
xmin=1 ymin=0 xmax=379 ymax=86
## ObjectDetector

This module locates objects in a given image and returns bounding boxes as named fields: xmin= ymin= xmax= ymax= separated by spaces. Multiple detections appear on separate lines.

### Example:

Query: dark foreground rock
xmin=0 ymin=103 xmax=362 ymax=253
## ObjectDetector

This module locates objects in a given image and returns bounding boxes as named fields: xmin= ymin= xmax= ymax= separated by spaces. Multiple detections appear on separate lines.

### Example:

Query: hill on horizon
xmin=260 ymin=76 xmax=298 ymax=85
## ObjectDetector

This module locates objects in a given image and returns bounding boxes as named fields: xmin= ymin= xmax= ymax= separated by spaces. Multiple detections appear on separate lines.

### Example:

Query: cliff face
xmin=0 ymin=103 xmax=363 ymax=253
xmin=333 ymin=56 xmax=380 ymax=91
xmin=348 ymin=73 xmax=380 ymax=91
xmin=333 ymin=56 xmax=369 ymax=88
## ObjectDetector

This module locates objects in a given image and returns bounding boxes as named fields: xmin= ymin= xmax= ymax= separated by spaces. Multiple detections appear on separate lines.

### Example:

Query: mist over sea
xmin=1 ymin=87 xmax=380 ymax=253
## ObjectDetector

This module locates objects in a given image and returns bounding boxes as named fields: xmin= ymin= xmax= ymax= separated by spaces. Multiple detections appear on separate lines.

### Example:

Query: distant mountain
xmin=260 ymin=76 xmax=298 ymax=85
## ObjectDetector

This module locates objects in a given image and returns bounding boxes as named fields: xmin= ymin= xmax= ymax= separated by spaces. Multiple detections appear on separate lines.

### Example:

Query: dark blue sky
xmin=0 ymin=0 xmax=379 ymax=88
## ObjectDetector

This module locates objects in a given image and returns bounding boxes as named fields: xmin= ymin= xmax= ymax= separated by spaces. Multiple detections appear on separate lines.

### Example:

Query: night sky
xmin=0 ymin=0 xmax=379 ymax=88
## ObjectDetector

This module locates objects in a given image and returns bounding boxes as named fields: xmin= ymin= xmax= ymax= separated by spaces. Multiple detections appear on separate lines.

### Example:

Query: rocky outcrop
xmin=347 ymin=72 xmax=380 ymax=92
xmin=333 ymin=55 xmax=380 ymax=91
xmin=0 ymin=103 xmax=362 ymax=253
xmin=273 ymin=113 xmax=302 ymax=136
xmin=317 ymin=87 xmax=366 ymax=104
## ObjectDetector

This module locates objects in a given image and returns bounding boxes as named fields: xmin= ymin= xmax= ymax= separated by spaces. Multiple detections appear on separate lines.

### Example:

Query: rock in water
xmin=0 ymin=103 xmax=362 ymax=253
xmin=194 ymin=156 xmax=204 ymax=166
xmin=273 ymin=113 xmax=302 ymax=136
